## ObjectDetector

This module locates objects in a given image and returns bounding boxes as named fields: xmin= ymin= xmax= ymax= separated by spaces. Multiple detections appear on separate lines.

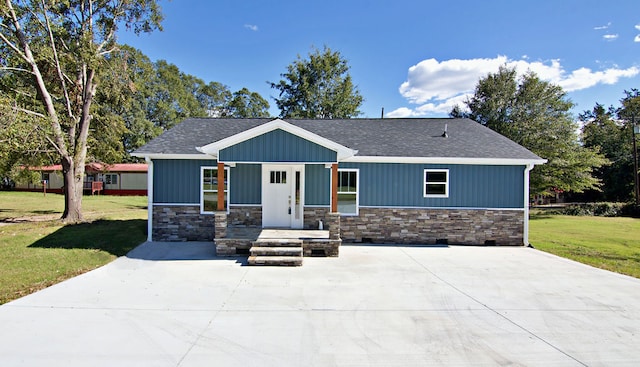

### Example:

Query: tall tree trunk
xmin=60 ymin=68 xmax=96 ymax=223
xmin=61 ymin=155 xmax=83 ymax=223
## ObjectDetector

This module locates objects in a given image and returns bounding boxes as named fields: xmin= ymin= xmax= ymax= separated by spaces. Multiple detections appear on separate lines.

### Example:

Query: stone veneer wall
xmin=340 ymin=207 xmax=524 ymax=246
xmin=225 ymin=206 xmax=333 ymax=230
xmin=303 ymin=207 xmax=330 ymax=229
xmin=228 ymin=206 xmax=262 ymax=226
xmin=152 ymin=205 xmax=214 ymax=241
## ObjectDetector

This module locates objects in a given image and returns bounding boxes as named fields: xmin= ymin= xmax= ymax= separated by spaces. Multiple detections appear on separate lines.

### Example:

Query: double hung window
xmin=424 ymin=169 xmax=449 ymax=198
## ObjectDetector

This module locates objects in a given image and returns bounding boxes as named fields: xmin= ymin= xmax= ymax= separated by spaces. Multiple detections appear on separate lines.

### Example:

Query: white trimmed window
xmin=104 ymin=174 xmax=118 ymax=185
xmin=201 ymin=166 xmax=229 ymax=213
xmin=337 ymin=169 xmax=358 ymax=215
xmin=424 ymin=169 xmax=449 ymax=198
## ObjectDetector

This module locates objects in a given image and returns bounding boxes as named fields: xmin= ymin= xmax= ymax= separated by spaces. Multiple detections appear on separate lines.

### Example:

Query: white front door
xmin=262 ymin=165 xmax=304 ymax=228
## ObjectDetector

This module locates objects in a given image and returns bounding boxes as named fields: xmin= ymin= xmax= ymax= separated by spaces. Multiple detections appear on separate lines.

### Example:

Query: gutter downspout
xmin=523 ymin=163 xmax=534 ymax=246
xmin=145 ymin=157 xmax=153 ymax=242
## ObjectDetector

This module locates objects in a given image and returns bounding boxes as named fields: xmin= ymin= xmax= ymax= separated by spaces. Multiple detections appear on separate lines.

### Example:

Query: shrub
xmin=556 ymin=202 xmax=632 ymax=217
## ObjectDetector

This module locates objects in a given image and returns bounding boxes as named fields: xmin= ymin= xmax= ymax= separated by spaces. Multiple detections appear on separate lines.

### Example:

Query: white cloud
xmin=594 ymin=22 xmax=611 ymax=30
xmin=602 ymin=34 xmax=618 ymax=41
xmin=386 ymin=107 xmax=418 ymax=118
xmin=635 ymin=34 xmax=640 ymax=42
xmin=390 ymin=56 xmax=640 ymax=117
xmin=635 ymin=24 xmax=640 ymax=31
xmin=244 ymin=24 xmax=258 ymax=31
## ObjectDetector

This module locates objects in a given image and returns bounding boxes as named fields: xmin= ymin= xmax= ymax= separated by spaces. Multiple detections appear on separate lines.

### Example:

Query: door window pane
xmin=270 ymin=171 xmax=287 ymax=184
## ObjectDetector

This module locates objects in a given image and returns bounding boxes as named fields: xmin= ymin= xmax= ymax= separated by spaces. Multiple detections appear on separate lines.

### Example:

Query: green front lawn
xmin=529 ymin=213 xmax=640 ymax=278
xmin=0 ymin=192 xmax=147 ymax=304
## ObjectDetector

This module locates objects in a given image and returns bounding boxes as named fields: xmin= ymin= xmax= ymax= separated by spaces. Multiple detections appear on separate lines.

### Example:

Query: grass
xmin=0 ymin=191 xmax=147 ymax=304
xmin=530 ymin=212 xmax=640 ymax=278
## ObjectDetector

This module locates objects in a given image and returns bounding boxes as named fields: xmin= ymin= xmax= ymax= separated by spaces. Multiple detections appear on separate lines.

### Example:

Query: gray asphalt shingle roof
xmin=133 ymin=118 xmax=543 ymax=161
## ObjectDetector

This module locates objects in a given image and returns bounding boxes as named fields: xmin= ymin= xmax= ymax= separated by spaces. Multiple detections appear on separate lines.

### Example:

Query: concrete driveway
xmin=1 ymin=242 xmax=639 ymax=367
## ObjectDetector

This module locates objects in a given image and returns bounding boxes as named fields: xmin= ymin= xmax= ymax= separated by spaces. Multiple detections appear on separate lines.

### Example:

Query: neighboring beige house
xmin=15 ymin=163 xmax=148 ymax=195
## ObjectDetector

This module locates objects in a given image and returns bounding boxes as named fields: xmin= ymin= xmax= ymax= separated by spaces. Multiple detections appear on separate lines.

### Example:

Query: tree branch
xmin=0 ymin=66 xmax=35 ymax=74
xmin=3 ymin=0 xmax=69 ymax=159
xmin=0 ymin=31 xmax=29 ymax=63
xmin=40 ymin=0 xmax=75 ymax=120
xmin=11 ymin=106 xmax=46 ymax=119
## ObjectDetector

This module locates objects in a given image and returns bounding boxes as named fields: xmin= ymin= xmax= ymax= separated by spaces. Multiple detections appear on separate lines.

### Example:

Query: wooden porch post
xmin=217 ymin=162 xmax=225 ymax=211
xmin=331 ymin=163 xmax=338 ymax=213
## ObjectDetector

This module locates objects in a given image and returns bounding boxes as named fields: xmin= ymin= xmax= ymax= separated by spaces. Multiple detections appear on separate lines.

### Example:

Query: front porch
xmin=214 ymin=212 xmax=342 ymax=266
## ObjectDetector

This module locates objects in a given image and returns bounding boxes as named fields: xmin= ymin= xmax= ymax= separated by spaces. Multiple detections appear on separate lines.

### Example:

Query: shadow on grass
xmin=29 ymin=219 xmax=147 ymax=257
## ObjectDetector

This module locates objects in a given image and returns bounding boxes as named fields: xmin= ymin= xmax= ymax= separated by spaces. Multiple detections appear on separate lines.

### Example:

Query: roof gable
xmin=219 ymin=129 xmax=338 ymax=163
xmin=197 ymin=119 xmax=357 ymax=161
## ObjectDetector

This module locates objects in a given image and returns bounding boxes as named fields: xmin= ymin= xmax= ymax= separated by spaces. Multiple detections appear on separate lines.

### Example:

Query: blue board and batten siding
xmin=305 ymin=164 xmax=331 ymax=205
xmin=339 ymin=163 xmax=525 ymax=209
xmin=153 ymin=159 xmax=525 ymax=209
xmin=219 ymin=129 xmax=337 ymax=163
xmin=153 ymin=159 xmax=261 ymax=205
xmin=153 ymin=159 xmax=214 ymax=204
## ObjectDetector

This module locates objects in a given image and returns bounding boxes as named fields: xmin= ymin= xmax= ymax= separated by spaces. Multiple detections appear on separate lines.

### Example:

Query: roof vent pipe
xmin=442 ymin=124 xmax=448 ymax=138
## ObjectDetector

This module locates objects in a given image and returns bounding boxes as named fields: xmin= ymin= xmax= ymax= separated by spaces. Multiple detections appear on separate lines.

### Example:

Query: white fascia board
xmin=131 ymin=153 xmax=215 ymax=160
xmin=197 ymin=118 xmax=357 ymax=161
xmin=343 ymin=156 xmax=547 ymax=166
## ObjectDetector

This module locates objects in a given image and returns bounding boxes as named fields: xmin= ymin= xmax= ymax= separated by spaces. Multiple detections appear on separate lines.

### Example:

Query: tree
xmin=147 ymin=60 xmax=207 ymax=130
xmin=618 ymin=89 xmax=640 ymax=204
xmin=270 ymin=46 xmax=363 ymax=118
xmin=99 ymin=45 xmax=162 ymax=156
xmin=197 ymin=81 xmax=232 ymax=117
xmin=451 ymin=66 xmax=607 ymax=196
xmin=0 ymin=96 xmax=55 ymax=183
xmin=90 ymin=45 xmax=270 ymax=154
xmin=0 ymin=0 xmax=162 ymax=222
xmin=228 ymin=87 xmax=270 ymax=118
xmin=580 ymin=103 xmax=633 ymax=201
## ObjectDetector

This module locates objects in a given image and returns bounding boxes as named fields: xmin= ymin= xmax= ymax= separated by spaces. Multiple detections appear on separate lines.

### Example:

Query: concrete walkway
xmin=1 ymin=242 xmax=639 ymax=366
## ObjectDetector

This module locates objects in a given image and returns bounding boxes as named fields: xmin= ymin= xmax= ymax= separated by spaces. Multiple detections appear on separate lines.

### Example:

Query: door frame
xmin=261 ymin=164 xmax=305 ymax=229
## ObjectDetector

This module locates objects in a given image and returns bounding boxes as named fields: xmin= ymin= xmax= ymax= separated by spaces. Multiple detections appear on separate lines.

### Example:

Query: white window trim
xmin=201 ymin=166 xmax=230 ymax=214
xmin=424 ymin=169 xmax=449 ymax=198
xmin=337 ymin=168 xmax=359 ymax=216
xmin=105 ymin=173 xmax=118 ymax=185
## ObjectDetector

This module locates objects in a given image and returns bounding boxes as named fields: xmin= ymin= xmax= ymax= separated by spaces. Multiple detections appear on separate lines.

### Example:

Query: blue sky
xmin=117 ymin=0 xmax=640 ymax=119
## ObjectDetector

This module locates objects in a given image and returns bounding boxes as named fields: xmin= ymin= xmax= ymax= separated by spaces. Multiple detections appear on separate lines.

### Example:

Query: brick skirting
xmin=340 ymin=207 xmax=525 ymax=246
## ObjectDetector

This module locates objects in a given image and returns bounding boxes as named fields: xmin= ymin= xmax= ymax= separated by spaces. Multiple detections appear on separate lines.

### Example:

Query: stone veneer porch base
xmin=215 ymin=237 xmax=341 ymax=257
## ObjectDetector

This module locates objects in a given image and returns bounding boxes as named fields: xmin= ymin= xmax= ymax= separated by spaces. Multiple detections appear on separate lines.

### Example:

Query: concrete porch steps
xmin=248 ymin=255 xmax=303 ymax=266
xmin=248 ymin=238 xmax=303 ymax=266
xmin=250 ymin=247 xmax=303 ymax=256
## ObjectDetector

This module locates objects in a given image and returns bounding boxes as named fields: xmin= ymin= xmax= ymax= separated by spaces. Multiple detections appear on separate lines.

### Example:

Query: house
xmin=14 ymin=163 xmax=148 ymax=195
xmin=133 ymin=118 xmax=545 ymax=256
